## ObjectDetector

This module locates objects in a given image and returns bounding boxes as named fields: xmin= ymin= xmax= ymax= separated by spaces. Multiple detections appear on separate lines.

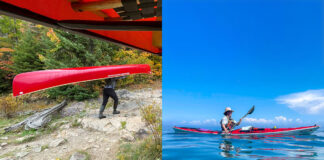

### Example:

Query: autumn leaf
xmin=46 ymin=28 xmax=60 ymax=43
xmin=0 ymin=48 xmax=14 ymax=52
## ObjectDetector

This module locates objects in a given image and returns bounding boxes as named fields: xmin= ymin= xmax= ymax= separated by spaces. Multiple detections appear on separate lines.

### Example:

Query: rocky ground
xmin=0 ymin=88 xmax=162 ymax=160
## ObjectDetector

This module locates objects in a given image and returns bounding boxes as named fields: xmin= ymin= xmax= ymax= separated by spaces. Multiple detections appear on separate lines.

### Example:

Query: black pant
xmin=100 ymin=88 xmax=118 ymax=113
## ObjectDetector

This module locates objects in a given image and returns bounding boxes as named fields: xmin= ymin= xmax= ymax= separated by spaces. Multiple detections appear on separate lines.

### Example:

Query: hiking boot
xmin=99 ymin=114 xmax=106 ymax=119
xmin=113 ymin=110 xmax=120 ymax=114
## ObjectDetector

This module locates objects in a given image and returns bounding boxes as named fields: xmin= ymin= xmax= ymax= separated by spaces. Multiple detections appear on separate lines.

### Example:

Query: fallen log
xmin=4 ymin=100 xmax=67 ymax=133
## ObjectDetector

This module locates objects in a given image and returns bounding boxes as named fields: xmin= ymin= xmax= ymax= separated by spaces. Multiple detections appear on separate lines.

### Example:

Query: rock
xmin=61 ymin=102 xmax=85 ymax=117
xmin=33 ymin=146 xmax=42 ymax=152
xmin=116 ymin=89 xmax=130 ymax=98
xmin=82 ymin=146 xmax=91 ymax=150
xmin=49 ymin=138 xmax=66 ymax=147
xmin=125 ymin=116 xmax=145 ymax=132
xmin=60 ymin=124 xmax=71 ymax=129
xmin=67 ymin=132 xmax=78 ymax=137
xmin=0 ymin=136 xmax=8 ymax=140
xmin=87 ymin=139 xmax=95 ymax=143
xmin=135 ymin=129 xmax=149 ymax=140
xmin=109 ymin=117 xmax=127 ymax=129
xmin=121 ymin=133 xmax=134 ymax=142
xmin=1 ymin=142 xmax=8 ymax=147
xmin=105 ymin=147 xmax=110 ymax=151
xmin=16 ymin=136 xmax=33 ymax=143
xmin=117 ymin=101 xmax=139 ymax=112
xmin=70 ymin=152 xmax=87 ymax=160
xmin=81 ymin=118 xmax=115 ymax=132
xmin=21 ymin=144 xmax=29 ymax=149
xmin=0 ymin=157 xmax=14 ymax=160
xmin=93 ymin=145 xmax=99 ymax=148
xmin=15 ymin=151 xmax=29 ymax=158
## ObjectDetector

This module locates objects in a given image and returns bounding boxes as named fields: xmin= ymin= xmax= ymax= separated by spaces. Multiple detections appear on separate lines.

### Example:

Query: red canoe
xmin=173 ymin=125 xmax=320 ymax=136
xmin=13 ymin=64 xmax=151 ymax=96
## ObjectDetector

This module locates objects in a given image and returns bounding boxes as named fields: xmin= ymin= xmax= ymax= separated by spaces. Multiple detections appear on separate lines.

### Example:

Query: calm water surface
xmin=163 ymin=125 xmax=324 ymax=160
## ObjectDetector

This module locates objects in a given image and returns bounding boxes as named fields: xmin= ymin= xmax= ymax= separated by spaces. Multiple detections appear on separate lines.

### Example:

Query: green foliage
xmin=43 ymin=29 xmax=116 ymax=69
xmin=71 ymin=118 xmax=81 ymax=128
xmin=20 ymin=128 xmax=37 ymax=137
xmin=11 ymin=28 xmax=47 ymax=74
xmin=121 ymin=121 xmax=126 ymax=129
xmin=14 ymin=135 xmax=37 ymax=144
xmin=0 ymin=16 xmax=21 ymax=45
xmin=0 ymin=70 xmax=12 ymax=93
xmin=0 ymin=94 xmax=22 ymax=118
xmin=118 ymin=137 xmax=161 ymax=160
xmin=0 ymin=16 xmax=162 ymax=100
xmin=112 ymin=49 xmax=161 ymax=87
xmin=0 ymin=16 xmax=22 ymax=92
xmin=47 ymin=85 xmax=98 ymax=101
xmin=141 ymin=104 xmax=162 ymax=146
xmin=41 ymin=144 xmax=49 ymax=151
xmin=118 ymin=104 xmax=162 ymax=160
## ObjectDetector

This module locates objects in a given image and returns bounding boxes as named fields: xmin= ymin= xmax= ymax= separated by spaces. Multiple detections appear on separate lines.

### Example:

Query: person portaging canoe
xmin=220 ymin=107 xmax=242 ymax=134
xmin=99 ymin=76 xmax=126 ymax=119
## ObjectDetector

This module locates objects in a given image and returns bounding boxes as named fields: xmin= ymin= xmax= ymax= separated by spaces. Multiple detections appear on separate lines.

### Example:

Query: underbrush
xmin=117 ymin=104 xmax=162 ymax=160
xmin=118 ymin=136 xmax=161 ymax=160
xmin=0 ymin=93 xmax=55 ymax=118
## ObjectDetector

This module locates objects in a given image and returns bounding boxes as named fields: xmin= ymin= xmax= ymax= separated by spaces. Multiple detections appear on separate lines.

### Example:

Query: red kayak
xmin=173 ymin=125 xmax=320 ymax=136
xmin=13 ymin=64 xmax=151 ymax=96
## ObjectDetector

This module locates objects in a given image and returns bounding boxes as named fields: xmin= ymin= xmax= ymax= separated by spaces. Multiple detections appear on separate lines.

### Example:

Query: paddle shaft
xmin=230 ymin=106 xmax=254 ymax=130
xmin=240 ymin=113 xmax=249 ymax=120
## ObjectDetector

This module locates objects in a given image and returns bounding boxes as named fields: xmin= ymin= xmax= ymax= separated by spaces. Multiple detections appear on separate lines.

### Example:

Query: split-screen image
xmin=1 ymin=0 xmax=324 ymax=160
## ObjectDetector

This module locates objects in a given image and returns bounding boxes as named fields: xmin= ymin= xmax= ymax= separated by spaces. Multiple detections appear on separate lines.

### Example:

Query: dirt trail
xmin=0 ymin=88 xmax=162 ymax=160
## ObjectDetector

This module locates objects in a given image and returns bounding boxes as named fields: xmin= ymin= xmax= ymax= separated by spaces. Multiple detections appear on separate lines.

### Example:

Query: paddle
xmin=240 ymin=105 xmax=255 ymax=120
xmin=230 ymin=105 xmax=255 ymax=130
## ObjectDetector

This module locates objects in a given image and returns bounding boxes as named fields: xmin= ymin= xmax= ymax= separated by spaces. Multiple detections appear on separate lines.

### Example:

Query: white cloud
xmin=180 ymin=121 xmax=187 ymax=124
xmin=244 ymin=116 xmax=299 ymax=124
xmin=188 ymin=120 xmax=201 ymax=125
xmin=203 ymin=119 xmax=218 ymax=125
xmin=244 ymin=117 xmax=273 ymax=123
xmin=276 ymin=89 xmax=324 ymax=114
xmin=275 ymin=116 xmax=287 ymax=122
xmin=186 ymin=119 xmax=218 ymax=125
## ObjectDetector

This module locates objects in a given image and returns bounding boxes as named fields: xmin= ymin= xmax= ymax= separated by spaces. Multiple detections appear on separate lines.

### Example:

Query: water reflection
xmin=219 ymin=140 xmax=241 ymax=158
xmin=218 ymin=134 xmax=321 ymax=159
xmin=163 ymin=130 xmax=324 ymax=160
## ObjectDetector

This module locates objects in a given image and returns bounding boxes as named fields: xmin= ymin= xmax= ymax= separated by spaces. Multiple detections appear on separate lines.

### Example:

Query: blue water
xmin=163 ymin=125 xmax=324 ymax=160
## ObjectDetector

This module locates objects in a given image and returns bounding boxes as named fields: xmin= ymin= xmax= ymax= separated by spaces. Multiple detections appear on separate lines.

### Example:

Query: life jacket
xmin=221 ymin=117 xmax=235 ymax=131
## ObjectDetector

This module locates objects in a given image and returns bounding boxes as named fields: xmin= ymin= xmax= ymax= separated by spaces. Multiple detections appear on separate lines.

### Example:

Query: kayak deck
xmin=174 ymin=125 xmax=320 ymax=136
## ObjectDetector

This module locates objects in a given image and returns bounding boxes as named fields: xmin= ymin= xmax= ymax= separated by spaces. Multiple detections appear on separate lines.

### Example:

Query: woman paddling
xmin=220 ymin=107 xmax=242 ymax=134
xmin=99 ymin=76 xmax=126 ymax=119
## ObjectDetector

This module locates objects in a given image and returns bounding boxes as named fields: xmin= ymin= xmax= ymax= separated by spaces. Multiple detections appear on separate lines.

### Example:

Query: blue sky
xmin=163 ymin=0 xmax=324 ymax=127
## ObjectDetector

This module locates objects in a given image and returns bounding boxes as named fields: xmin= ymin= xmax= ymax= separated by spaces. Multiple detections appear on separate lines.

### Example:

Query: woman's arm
xmin=222 ymin=123 xmax=229 ymax=134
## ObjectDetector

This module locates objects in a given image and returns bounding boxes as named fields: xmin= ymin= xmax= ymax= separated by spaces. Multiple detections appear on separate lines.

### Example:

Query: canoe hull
xmin=173 ymin=125 xmax=320 ymax=136
xmin=13 ymin=64 xmax=151 ymax=96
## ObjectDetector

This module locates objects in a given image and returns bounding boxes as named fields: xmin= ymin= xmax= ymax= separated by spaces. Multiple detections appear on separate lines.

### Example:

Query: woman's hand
xmin=237 ymin=119 xmax=242 ymax=126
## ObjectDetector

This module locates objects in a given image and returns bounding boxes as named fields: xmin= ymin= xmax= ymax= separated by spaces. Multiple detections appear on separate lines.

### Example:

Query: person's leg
xmin=107 ymin=89 xmax=120 ymax=114
xmin=99 ymin=88 xmax=109 ymax=119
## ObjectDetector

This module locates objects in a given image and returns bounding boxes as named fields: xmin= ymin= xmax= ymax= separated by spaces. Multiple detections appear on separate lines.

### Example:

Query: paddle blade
xmin=248 ymin=105 xmax=255 ymax=114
